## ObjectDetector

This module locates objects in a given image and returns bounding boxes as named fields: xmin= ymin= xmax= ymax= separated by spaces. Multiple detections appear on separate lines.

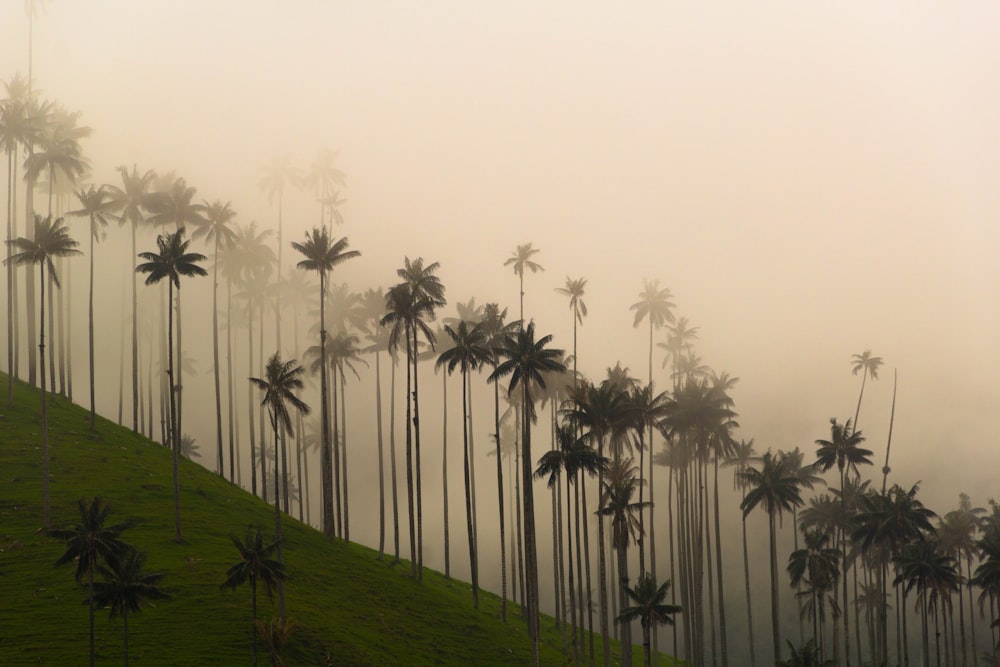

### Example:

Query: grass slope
xmin=0 ymin=372 xmax=675 ymax=666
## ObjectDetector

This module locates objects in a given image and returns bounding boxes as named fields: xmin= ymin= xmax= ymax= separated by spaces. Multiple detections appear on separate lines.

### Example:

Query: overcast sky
xmin=4 ymin=1 xmax=1000 ymax=520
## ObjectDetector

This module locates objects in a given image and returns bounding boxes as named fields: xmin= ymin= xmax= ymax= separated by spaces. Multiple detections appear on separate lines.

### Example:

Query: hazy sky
xmin=4 ymin=1 xmax=999 ymax=535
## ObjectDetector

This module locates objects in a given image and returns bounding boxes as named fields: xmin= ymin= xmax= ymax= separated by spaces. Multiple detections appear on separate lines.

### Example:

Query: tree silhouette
xmin=91 ymin=548 xmax=169 ymax=667
xmin=849 ymin=350 xmax=882 ymax=432
xmin=618 ymin=572 xmax=682 ymax=667
xmin=136 ymin=228 xmax=206 ymax=541
xmin=51 ymin=497 xmax=133 ymax=667
xmin=292 ymin=228 xmax=359 ymax=537
xmin=221 ymin=525 xmax=287 ymax=667
xmin=6 ymin=214 xmax=81 ymax=527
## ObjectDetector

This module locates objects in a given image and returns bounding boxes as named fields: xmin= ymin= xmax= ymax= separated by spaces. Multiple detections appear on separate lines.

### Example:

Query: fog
xmin=4 ymin=2 xmax=1000 ymax=663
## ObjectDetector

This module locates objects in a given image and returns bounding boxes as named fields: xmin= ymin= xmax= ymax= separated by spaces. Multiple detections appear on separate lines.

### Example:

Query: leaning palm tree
xmin=192 ymin=200 xmax=238 ymax=477
xmin=740 ymin=450 xmax=805 ymax=665
xmin=51 ymin=496 xmax=133 ymax=667
xmin=619 ymin=572 xmax=682 ymax=667
xmin=6 ymin=214 xmax=80 ymax=528
xmin=291 ymin=228 xmax=359 ymax=537
xmin=850 ymin=350 xmax=883 ymax=433
xmin=91 ymin=548 xmax=169 ymax=667
xmin=250 ymin=352 xmax=310 ymax=619
xmin=436 ymin=319 xmax=492 ymax=607
xmin=136 ymin=228 xmax=207 ymax=541
xmin=221 ymin=525 xmax=287 ymax=667
xmin=489 ymin=320 xmax=565 ymax=665
xmin=67 ymin=185 xmax=116 ymax=430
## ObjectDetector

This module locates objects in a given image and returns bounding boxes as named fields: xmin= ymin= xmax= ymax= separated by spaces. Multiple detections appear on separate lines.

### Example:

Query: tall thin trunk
xmin=39 ymin=261 xmax=50 ymax=528
xmin=769 ymin=512 xmax=780 ymax=664
xmin=404 ymin=324 xmax=417 ymax=575
xmin=740 ymin=483 xmax=757 ymax=667
xmin=521 ymin=381 xmax=540 ymax=665
xmin=332 ymin=362 xmax=342 ymax=537
xmin=493 ymin=375 xmax=507 ymax=622
xmin=412 ymin=325 xmax=424 ymax=579
xmin=619 ymin=539 xmax=633 ymax=667
xmin=340 ymin=371 xmax=350 ymax=542
xmin=168 ymin=280 xmax=181 ymax=541
xmin=597 ymin=435 xmax=610 ymax=666
xmin=212 ymin=235 xmax=224 ymax=475
xmin=87 ymin=219 xmax=96 ymax=429
xmin=375 ymin=349 xmax=386 ymax=560
xmin=389 ymin=355 xmax=400 ymax=561
xmin=131 ymin=219 xmax=138 ymax=431
xmin=713 ymin=456 xmax=729 ymax=667
xmin=442 ymin=370 xmax=450 ymax=577
xmin=319 ymin=272 xmax=333 ymax=536
xmin=462 ymin=366 xmax=478 ymax=606
xmin=566 ymin=467 xmax=578 ymax=664
xmin=582 ymin=469 xmax=595 ymax=662
xmin=271 ymin=413 xmax=286 ymax=620
xmin=248 ymin=299 xmax=258 ymax=497
xmin=227 ymin=275 xmax=236 ymax=484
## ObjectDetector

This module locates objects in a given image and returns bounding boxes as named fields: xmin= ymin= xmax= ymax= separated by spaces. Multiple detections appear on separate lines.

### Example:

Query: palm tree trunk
xmin=39 ymin=262 xmax=50 ymax=528
xmin=468 ymin=377 xmax=480 ymax=577
xmin=340 ymin=372 xmax=350 ymax=542
xmin=619 ymin=539 xmax=633 ymax=667
xmin=740 ymin=484 xmax=757 ymax=667
xmin=319 ymin=272 xmax=333 ymax=536
xmin=88 ymin=554 xmax=95 ymax=667
xmin=375 ymin=349 xmax=386 ymax=560
xmin=131 ymin=220 xmax=139 ymax=431
xmin=404 ymin=324 xmax=416 ymax=575
xmin=87 ymin=220 xmax=96 ymax=429
xmin=168 ymin=280 xmax=181 ymax=541
xmin=412 ymin=325 xmax=424 ymax=579
xmin=442 ymin=371 xmax=450 ymax=577
xmin=6 ymin=150 xmax=15 ymax=405
xmin=248 ymin=299 xmax=258 ymax=497
xmin=272 ymin=414 xmax=286 ymax=620
xmin=769 ymin=513 xmax=781 ymax=664
xmin=597 ymin=436 xmax=611 ymax=666
xmin=520 ymin=382 xmax=540 ymax=665
xmin=462 ymin=367 xmax=478 ymax=607
xmin=212 ymin=236 xmax=224 ymax=476
xmin=581 ymin=469 xmax=595 ymax=662
xmin=713 ymin=456 xmax=729 ymax=667
xmin=226 ymin=275 xmax=237 ymax=484
xmin=252 ymin=576 xmax=259 ymax=667
xmin=389 ymin=355 xmax=400 ymax=561
xmin=566 ymin=468 xmax=578 ymax=663
xmin=332 ymin=363 xmax=342 ymax=537
xmin=493 ymin=375 xmax=507 ymax=622
xmin=258 ymin=303 xmax=267 ymax=503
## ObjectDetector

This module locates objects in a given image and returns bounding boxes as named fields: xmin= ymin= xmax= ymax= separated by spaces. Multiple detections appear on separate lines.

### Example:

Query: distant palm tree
xmin=67 ymin=185 xmax=116 ymax=430
xmin=6 ymin=214 xmax=81 ymax=527
xmin=106 ymin=164 xmax=157 ymax=432
xmin=788 ymin=528 xmax=841 ymax=650
xmin=91 ymin=548 xmax=169 ymax=667
xmin=303 ymin=148 xmax=346 ymax=229
xmin=504 ymin=242 xmax=543 ymax=324
xmin=894 ymin=539 xmax=960 ymax=665
xmin=631 ymin=279 xmax=676 ymax=387
xmin=136 ymin=228 xmax=207 ymax=541
xmin=221 ymin=525 xmax=288 ymax=667
xmin=51 ymin=497 xmax=133 ymax=667
xmin=250 ymin=352 xmax=310 ymax=619
xmin=192 ymin=200 xmax=238 ymax=477
xmin=437 ymin=319 xmax=492 ymax=607
xmin=850 ymin=350 xmax=883 ymax=433
xmin=777 ymin=639 xmax=834 ymax=667
xmin=815 ymin=417 xmax=872 ymax=667
xmin=740 ymin=450 xmax=805 ymax=665
xmin=361 ymin=294 xmax=392 ymax=559
xmin=490 ymin=321 xmax=565 ymax=665
xmin=619 ymin=572 xmax=682 ymax=667
xmin=292 ymin=228 xmax=359 ymax=537
xmin=258 ymin=155 xmax=301 ymax=350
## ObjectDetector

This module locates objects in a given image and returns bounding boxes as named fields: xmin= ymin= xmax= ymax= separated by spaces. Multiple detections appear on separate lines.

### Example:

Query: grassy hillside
xmin=0 ymin=372 xmax=674 ymax=666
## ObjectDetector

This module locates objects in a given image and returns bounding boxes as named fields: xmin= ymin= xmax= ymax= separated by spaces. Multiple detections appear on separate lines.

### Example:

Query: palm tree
xmin=51 ymin=497 xmax=133 ymax=667
xmin=6 ymin=214 xmax=80 ymax=527
xmin=324 ymin=330 xmax=367 ymax=540
xmin=221 ymin=525 xmax=288 ymax=667
xmin=504 ymin=242 xmax=543 ymax=323
xmin=788 ymin=528 xmax=841 ymax=651
xmin=482 ymin=302 xmax=519 ymax=621
xmin=381 ymin=257 xmax=445 ymax=578
xmin=136 ymin=228 xmax=207 ymax=541
xmin=250 ymin=352 xmax=310 ymax=619
xmin=91 ymin=548 xmax=169 ymax=667
xmin=303 ymin=148 xmax=346 ymax=228
xmin=192 ymin=200 xmax=238 ymax=477
xmin=740 ymin=450 xmax=805 ymax=665
xmin=23 ymin=104 xmax=88 ymax=220
xmin=106 ymin=165 xmax=157 ymax=432
xmin=258 ymin=156 xmax=300 ymax=350
xmin=437 ymin=319 xmax=492 ymax=607
xmin=850 ymin=350 xmax=883 ymax=433
xmin=619 ymin=572 xmax=682 ymax=667
xmin=724 ymin=438 xmax=760 ymax=667
xmin=65 ymin=185 xmax=116 ymax=429
xmin=777 ymin=639 xmax=835 ymax=667
xmin=815 ymin=417 xmax=872 ymax=667
xmin=895 ymin=539 xmax=960 ymax=665
xmin=292 ymin=228 xmax=359 ymax=537
xmin=489 ymin=321 xmax=565 ymax=664
xmin=361 ymin=291 xmax=391 ymax=559
xmin=631 ymin=279 xmax=676 ymax=387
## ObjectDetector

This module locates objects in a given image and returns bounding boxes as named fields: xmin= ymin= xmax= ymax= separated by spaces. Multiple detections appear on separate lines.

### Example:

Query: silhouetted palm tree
xmin=490 ymin=321 xmax=565 ymax=664
xmin=221 ymin=525 xmax=287 ymax=667
xmin=741 ymin=450 xmax=805 ymax=665
xmin=850 ymin=350 xmax=883 ymax=433
xmin=51 ymin=496 xmax=133 ymax=667
xmin=91 ymin=548 xmax=169 ymax=667
xmin=6 ymin=214 xmax=80 ymax=527
xmin=292 ymin=228 xmax=359 ymax=537
xmin=67 ymin=185 xmax=116 ymax=430
xmin=250 ymin=352 xmax=310 ymax=618
xmin=788 ymin=528 xmax=841 ymax=651
xmin=504 ymin=242 xmax=543 ymax=324
xmin=437 ymin=319 xmax=492 ymax=607
xmin=192 ymin=200 xmax=238 ymax=477
xmin=619 ymin=572 xmax=682 ymax=667
xmin=136 ymin=228 xmax=206 ymax=541
xmin=303 ymin=148 xmax=346 ymax=229
xmin=258 ymin=155 xmax=300 ymax=350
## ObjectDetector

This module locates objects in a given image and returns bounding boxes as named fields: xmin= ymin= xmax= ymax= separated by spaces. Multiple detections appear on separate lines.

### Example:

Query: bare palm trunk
xmin=39 ymin=262 xmax=51 ymax=527
xmin=340 ymin=372 xmax=350 ymax=542
xmin=412 ymin=325 xmax=425 ymax=579
xmin=404 ymin=324 xmax=417 ymax=574
xmin=520 ymin=382 xmax=540 ymax=665
xmin=442 ymin=371 xmax=450 ymax=576
xmin=168 ymin=280 xmax=181 ymax=541
xmin=375 ymin=349 xmax=386 ymax=560
xmin=332 ymin=362 xmax=342 ymax=537
xmin=462 ymin=366 xmax=479 ymax=606
xmin=227 ymin=275 xmax=237 ymax=484
xmin=319 ymin=271 xmax=333 ymax=536
xmin=87 ymin=220 xmax=96 ymax=429
xmin=493 ymin=374 xmax=508 ymax=622
xmin=597 ymin=436 xmax=611 ymax=666
xmin=212 ymin=236 xmax=224 ymax=475
xmin=248 ymin=299 xmax=258 ymax=497
xmin=270 ymin=413 xmax=286 ymax=620
xmin=390 ymin=354 xmax=400 ymax=561
xmin=131 ymin=220 xmax=139 ymax=431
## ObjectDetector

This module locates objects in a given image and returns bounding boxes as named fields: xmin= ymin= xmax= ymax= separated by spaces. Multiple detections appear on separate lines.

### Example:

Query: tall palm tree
xmin=631 ymin=279 xmax=676 ymax=387
xmin=91 ymin=548 xmax=169 ymax=667
xmin=66 ymin=185 xmax=116 ymax=430
xmin=815 ymin=417 xmax=872 ymax=667
xmin=192 ymin=200 xmax=238 ymax=477
xmin=382 ymin=257 xmax=445 ymax=578
xmin=6 ymin=214 xmax=80 ymax=527
xmin=361 ymin=290 xmax=391 ymax=559
xmin=850 ymin=350 xmax=883 ymax=433
xmin=326 ymin=330 xmax=366 ymax=541
xmin=740 ymin=450 xmax=805 ymax=665
xmin=51 ymin=497 xmax=133 ymax=667
xmin=136 ymin=228 xmax=206 ymax=541
xmin=894 ymin=539 xmax=960 ymax=665
xmin=437 ymin=319 xmax=492 ymax=607
xmin=258 ymin=156 xmax=300 ymax=350
xmin=304 ymin=148 xmax=346 ymax=229
xmin=788 ymin=528 xmax=841 ymax=651
xmin=504 ymin=242 xmax=543 ymax=324
xmin=23 ymin=104 xmax=88 ymax=220
xmin=619 ymin=572 xmax=682 ymax=667
xmin=107 ymin=165 xmax=157 ymax=432
xmin=221 ymin=525 xmax=288 ymax=667
xmin=292 ymin=228 xmax=359 ymax=537
xmin=489 ymin=321 xmax=565 ymax=665
xmin=482 ymin=302 xmax=519 ymax=621
xmin=250 ymin=352 xmax=310 ymax=619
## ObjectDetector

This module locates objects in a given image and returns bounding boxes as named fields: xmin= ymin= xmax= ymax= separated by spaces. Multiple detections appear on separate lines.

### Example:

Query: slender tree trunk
xmin=131 ymin=220 xmax=139 ymax=432
xmin=404 ymin=324 xmax=416 ymax=575
xmin=212 ymin=236 xmax=224 ymax=475
xmin=740 ymin=483 xmax=757 ymax=667
xmin=258 ymin=304 xmax=267 ymax=504
xmin=252 ymin=577 xmax=258 ymax=667
xmin=566 ymin=468 xmax=578 ymax=664
xmin=39 ymin=263 xmax=51 ymax=527
xmin=412 ymin=325 xmax=424 ymax=579
xmin=493 ymin=375 xmax=507 ymax=622
xmin=168 ymin=281 xmax=181 ymax=541
xmin=389 ymin=355 xmax=400 ymax=561
xmin=769 ymin=513 xmax=781 ymax=664
xmin=521 ymin=382 xmax=540 ymax=665
xmin=319 ymin=273 xmax=333 ymax=536
xmin=226 ymin=275 xmax=236 ymax=484
xmin=340 ymin=371 xmax=350 ymax=542
xmin=582 ymin=469 xmax=595 ymax=662
xmin=619 ymin=540 xmax=633 ymax=667
xmin=597 ymin=436 xmax=611 ymax=666
xmin=271 ymin=414 xmax=286 ymax=620
xmin=442 ymin=371 xmax=450 ymax=577
xmin=332 ymin=363 xmax=342 ymax=537
xmin=87 ymin=220 xmax=96 ymax=429
xmin=375 ymin=349 xmax=386 ymax=560
xmin=248 ymin=299 xmax=258 ymax=497
xmin=462 ymin=367 xmax=478 ymax=606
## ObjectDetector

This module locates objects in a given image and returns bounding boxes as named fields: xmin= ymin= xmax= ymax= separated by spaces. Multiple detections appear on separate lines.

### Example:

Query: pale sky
xmin=4 ymin=0 xmax=1000 ymax=638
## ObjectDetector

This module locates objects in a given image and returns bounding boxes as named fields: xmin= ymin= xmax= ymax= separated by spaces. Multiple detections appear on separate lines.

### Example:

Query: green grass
xmin=0 ymin=371 xmax=677 ymax=665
